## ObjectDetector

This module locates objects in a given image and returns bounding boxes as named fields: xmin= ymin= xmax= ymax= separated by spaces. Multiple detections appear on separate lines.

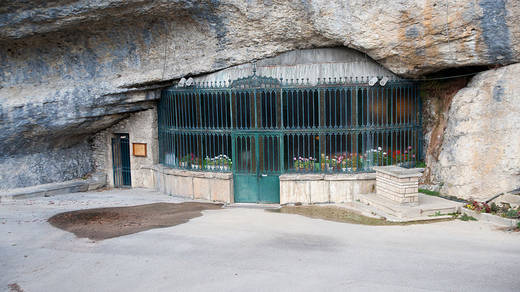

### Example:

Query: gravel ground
xmin=1 ymin=188 xmax=519 ymax=292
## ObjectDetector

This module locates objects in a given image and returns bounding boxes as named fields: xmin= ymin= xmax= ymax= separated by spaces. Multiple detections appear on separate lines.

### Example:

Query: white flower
xmin=378 ymin=147 xmax=382 ymax=151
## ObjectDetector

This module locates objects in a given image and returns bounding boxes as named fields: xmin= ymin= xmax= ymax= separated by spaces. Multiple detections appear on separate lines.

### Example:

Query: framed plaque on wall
xmin=132 ymin=143 xmax=147 ymax=157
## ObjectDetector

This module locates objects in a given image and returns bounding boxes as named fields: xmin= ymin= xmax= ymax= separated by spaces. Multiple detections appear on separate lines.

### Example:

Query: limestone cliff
xmin=0 ymin=0 xmax=519 ymax=193
xmin=432 ymin=64 xmax=520 ymax=200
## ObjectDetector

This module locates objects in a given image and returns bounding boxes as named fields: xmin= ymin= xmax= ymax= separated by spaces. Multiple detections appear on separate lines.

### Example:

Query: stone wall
xmin=93 ymin=107 xmax=158 ymax=188
xmin=154 ymin=165 xmax=233 ymax=203
xmin=279 ymin=173 xmax=376 ymax=204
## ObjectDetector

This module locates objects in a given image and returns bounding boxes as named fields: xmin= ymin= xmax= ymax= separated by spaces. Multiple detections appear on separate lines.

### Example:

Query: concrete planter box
xmin=153 ymin=165 xmax=233 ymax=203
xmin=279 ymin=172 xmax=376 ymax=204
xmin=461 ymin=207 xmax=520 ymax=227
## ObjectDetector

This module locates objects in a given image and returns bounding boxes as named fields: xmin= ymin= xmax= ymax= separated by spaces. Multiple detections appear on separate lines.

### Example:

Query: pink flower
xmin=408 ymin=146 xmax=412 ymax=150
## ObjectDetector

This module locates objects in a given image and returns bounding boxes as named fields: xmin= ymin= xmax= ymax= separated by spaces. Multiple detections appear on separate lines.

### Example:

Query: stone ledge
xmin=280 ymin=172 xmax=375 ymax=181
xmin=154 ymin=165 xmax=232 ymax=180
xmin=0 ymin=173 xmax=107 ymax=202
xmin=279 ymin=173 xmax=324 ymax=181
xmin=373 ymin=166 xmax=424 ymax=178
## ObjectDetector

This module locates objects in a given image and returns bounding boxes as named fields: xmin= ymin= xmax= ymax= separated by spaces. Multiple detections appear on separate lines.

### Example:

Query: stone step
xmin=226 ymin=203 xmax=280 ymax=209
xmin=355 ymin=192 xmax=461 ymax=221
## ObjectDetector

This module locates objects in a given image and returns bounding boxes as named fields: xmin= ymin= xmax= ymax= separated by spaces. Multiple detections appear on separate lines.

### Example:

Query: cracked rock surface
xmin=0 ymin=0 xmax=519 ymax=190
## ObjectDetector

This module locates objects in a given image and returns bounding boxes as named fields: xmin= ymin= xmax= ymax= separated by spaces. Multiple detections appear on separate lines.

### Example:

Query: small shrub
xmin=490 ymin=202 xmax=499 ymax=213
xmin=419 ymin=189 xmax=440 ymax=196
xmin=500 ymin=203 xmax=511 ymax=213
xmin=504 ymin=209 xmax=520 ymax=219
xmin=429 ymin=211 xmax=443 ymax=217
xmin=517 ymin=222 xmax=520 ymax=230
xmin=460 ymin=213 xmax=477 ymax=221
xmin=419 ymin=189 xmax=466 ymax=203
xmin=482 ymin=202 xmax=491 ymax=213
xmin=415 ymin=161 xmax=426 ymax=168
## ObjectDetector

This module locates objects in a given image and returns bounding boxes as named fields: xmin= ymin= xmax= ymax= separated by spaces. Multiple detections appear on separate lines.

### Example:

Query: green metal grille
xmin=158 ymin=74 xmax=422 ymax=174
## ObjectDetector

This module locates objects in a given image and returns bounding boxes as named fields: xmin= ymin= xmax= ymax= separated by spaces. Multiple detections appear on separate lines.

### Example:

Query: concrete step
xmin=355 ymin=192 xmax=462 ymax=221
xmin=226 ymin=203 xmax=280 ymax=209
xmin=0 ymin=173 xmax=106 ymax=202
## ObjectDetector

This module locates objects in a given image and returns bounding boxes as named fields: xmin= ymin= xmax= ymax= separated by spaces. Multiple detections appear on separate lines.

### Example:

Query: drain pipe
xmin=485 ymin=187 xmax=520 ymax=204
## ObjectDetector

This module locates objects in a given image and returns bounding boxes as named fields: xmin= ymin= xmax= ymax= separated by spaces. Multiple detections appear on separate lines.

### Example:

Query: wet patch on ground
xmin=269 ymin=205 xmax=454 ymax=226
xmin=48 ymin=202 xmax=222 ymax=240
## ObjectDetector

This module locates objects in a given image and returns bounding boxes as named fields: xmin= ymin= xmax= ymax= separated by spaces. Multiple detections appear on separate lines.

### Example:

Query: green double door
xmin=233 ymin=133 xmax=281 ymax=203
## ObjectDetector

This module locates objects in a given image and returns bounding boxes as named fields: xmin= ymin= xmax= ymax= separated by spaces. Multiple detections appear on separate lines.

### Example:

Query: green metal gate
xmin=233 ymin=133 xmax=281 ymax=203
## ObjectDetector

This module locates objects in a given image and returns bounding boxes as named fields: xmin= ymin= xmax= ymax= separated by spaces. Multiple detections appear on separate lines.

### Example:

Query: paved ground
xmin=1 ymin=189 xmax=519 ymax=292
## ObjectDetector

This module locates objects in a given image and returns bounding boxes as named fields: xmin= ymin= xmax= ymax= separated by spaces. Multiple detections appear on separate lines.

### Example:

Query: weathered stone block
xmin=374 ymin=166 xmax=423 ymax=206
xmin=193 ymin=177 xmax=211 ymax=201
xmin=210 ymin=179 xmax=232 ymax=203
xmin=310 ymin=180 xmax=329 ymax=203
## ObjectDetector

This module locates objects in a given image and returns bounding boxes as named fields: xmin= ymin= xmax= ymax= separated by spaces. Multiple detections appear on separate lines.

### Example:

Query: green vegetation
xmin=419 ymin=188 xmax=440 ymax=196
xmin=418 ymin=188 xmax=467 ymax=203
xmin=465 ymin=200 xmax=520 ymax=219
xmin=459 ymin=213 xmax=477 ymax=221
xmin=504 ymin=209 xmax=520 ymax=219
xmin=415 ymin=161 xmax=426 ymax=168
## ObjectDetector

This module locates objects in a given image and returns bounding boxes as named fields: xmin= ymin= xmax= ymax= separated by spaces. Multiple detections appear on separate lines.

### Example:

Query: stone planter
xmin=461 ymin=207 xmax=520 ymax=227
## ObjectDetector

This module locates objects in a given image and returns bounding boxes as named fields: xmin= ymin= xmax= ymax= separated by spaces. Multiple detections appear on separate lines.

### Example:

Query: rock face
xmin=431 ymin=64 xmax=520 ymax=200
xmin=0 ymin=0 xmax=519 ymax=189
xmin=2 ymin=1 xmax=519 ymax=75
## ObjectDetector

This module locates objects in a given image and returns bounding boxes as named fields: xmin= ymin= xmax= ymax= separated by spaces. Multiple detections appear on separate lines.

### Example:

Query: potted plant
xmin=330 ymin=158 xmax=337 ymax=172
xmin=204 ymin=156 xmax=210 ymax=170
xmin=304 ymin=159 xmax=310 ymax=171
xmin=191 ymin=157 xmax=199 ymax=170
xmin=179 ymin=155 xmax=188 ymax=168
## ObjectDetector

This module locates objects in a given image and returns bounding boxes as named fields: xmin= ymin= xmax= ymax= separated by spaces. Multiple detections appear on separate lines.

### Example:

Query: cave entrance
xmin=157 ymin=71 xmax=422 ymax=203
xmin=111 ymin=133 xmax=132 ymax=187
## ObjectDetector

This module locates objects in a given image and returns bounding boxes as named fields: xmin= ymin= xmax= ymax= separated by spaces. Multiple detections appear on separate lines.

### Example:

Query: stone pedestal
xmin=373 ymin=166 xmax=424 ymax=206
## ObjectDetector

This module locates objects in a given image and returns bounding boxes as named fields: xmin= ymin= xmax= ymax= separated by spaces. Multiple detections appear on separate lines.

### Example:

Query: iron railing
xmin=158 ymin=73 xmax=422 ymax=174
